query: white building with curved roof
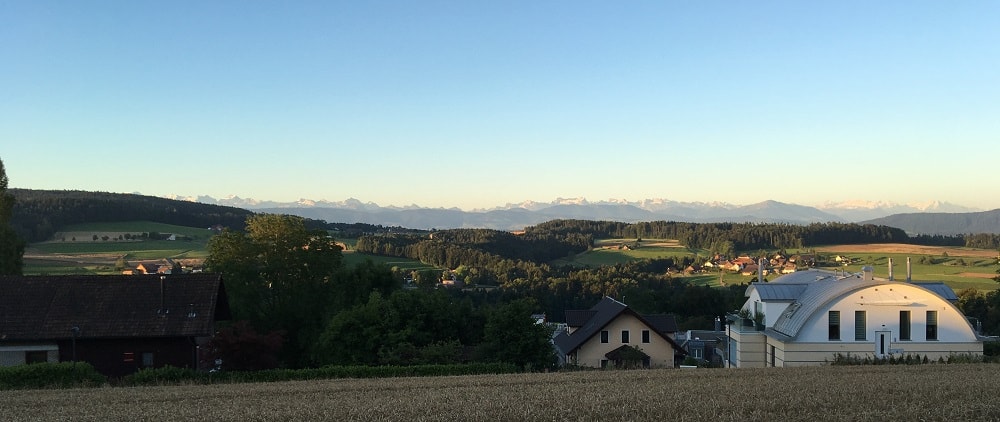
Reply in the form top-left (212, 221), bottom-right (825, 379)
top-left (726, 267), bottom-right (983, 367)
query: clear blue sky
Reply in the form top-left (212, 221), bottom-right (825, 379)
top-left (3, 1), bottom-right (998, 210)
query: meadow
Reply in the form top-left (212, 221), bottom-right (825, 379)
top-left (2, 364), bottom-right (997, 421)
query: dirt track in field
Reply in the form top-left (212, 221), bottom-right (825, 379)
top-left (813, 243), bottom-right (998, 258)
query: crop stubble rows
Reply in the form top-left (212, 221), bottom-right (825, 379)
top-left (2, 364), bottom-right (998, 421)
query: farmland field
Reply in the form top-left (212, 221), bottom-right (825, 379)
top-left (2, 365), bottom-right (998, 421)
top-left (809, 244), bottom-right (999, 291)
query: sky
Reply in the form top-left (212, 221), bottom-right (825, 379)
top-left (3, 1), bottom-right (999, 211)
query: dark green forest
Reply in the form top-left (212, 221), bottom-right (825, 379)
top-left (8, 189), bottom-right (413, 243)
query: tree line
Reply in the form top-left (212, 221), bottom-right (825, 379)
top-left (206, 214), bottom-right (556, 370)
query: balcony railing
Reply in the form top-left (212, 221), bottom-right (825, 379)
top-left (726, 313), bottom-right (765, 333)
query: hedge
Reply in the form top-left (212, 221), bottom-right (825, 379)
top-left (0, 362), bottom-right (106, 390)
top-left (121, 362), bottom-right (521, 386)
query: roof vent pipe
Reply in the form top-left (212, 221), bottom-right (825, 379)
top-left (888, 258), bottom-right (894, 281)
top-left (906, 257), bottom-right (912, 282)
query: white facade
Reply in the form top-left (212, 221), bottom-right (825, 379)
top-left (728, 269), bottom-right (983, 367)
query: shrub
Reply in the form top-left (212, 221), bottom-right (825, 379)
top-left (0, 362), bottom-right (105, 390)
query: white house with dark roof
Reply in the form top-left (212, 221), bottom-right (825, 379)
top-left (553, 297), bottom-right (685, 368)
top-left (726, 267), bottom-right (983, 367)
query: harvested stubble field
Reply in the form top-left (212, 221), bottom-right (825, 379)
top-left (3, 365), bottom-right (998, 421)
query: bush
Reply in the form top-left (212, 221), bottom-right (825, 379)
top-left (0, 362), bottom-right (105, 390)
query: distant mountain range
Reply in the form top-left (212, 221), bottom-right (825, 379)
top-left (162, 194), bottom-right (995, 234)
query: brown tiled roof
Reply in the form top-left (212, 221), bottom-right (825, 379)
top-left (0, 274), bottom-right (229, 341)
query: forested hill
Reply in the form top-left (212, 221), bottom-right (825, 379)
top-left (863, 209), bottom-right (1000, 236)
top-left (9, 189), bottom-right (418, 243)
top-left (9, 189), bottom-right (254, 242)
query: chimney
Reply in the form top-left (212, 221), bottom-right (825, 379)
top-left (757, 258), bottom-right (764, 283)
top-left (159, 275), bottom-right (168, 315)
top-left (862, 266), bottom-right (874, 282)
top-left (906, 257), bottom-right (912, 282)
top-left (888, 258), bottom-right (894, 281)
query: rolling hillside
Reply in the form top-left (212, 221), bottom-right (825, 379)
top-left (863, 209), bottom-right (1000, 235)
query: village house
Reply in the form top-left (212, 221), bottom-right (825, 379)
top-left (0, 274), bottom-right (230, 377)
top-left (677, 328), bottom-right (728, 366)
top-left (726, 266), bottom-right (982, 367)
top-left (553, 297), bottom-right (685, 368)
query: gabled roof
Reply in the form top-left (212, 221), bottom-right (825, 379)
top-left (0, 274), bottom-right (230, 341)
top-left (644, 314), bottom-right (679, 334)
top-left (553, 297), bottom-right (684, 356)
top-left (748, 283), bottom-right (809, 301)
top-left (912, 282), bottom-right (958, 301)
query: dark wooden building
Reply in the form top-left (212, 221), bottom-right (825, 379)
top-left (0, 274), bottom-right (230, 377)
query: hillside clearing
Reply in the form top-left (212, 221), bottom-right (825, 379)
top-left (1, 365), bottom-right (997, 421)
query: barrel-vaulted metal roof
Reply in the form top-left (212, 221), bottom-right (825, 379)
top-left (747, 269), bottom-right (959, 340)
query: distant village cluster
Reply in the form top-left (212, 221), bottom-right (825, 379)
top-left (693, 253), bottom-right (818, 277)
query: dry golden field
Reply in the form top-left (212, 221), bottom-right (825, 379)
top-left (812, 243), bottom-right (999, 258)
top-left (2, 365), bottom-right (998, 421)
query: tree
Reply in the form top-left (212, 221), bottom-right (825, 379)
top-left (0, 157), bottom-right (25, 275)
top-left (205, 214), bottom-right (345, 367)
top-left (477, 299), bottom-right (555, 371)
top-left (204, 320), bottom-right (284, 371)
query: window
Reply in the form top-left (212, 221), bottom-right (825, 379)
top-left (25, 351), bottom-right (48, 364)
top-left (926, 311), bottom-right (938, 340)
top-left (855, 311), bottom-right (867, 341)
top-left (600, 330), bottom-right (609, 343)
top-left (769, 345), bottom-right (776, 367)
top-left (600, 359), bottom-right (609, 369)
top-left (621, 330), bottom-right (630, 344)
top-left (692, 347), bottom-right (703, 359)
top-left (141, 352), bottom-right (155, 368)
top-left (828, 311), bottom-right (840, 340)
top-left (641, 330), bottom-right (650, 343)
top-left (900, 311), bottom-right (911, 341)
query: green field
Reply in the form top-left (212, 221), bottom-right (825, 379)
top-left (29, 240), bottom-right (208, 257)
top-left (341, 251), bottom-right (437, 272)
top-left (57, 221), bottom-right (216, 238)
top-left (2, 365), bottom-right (997, 421)
top-left (554, 238), bottom-right (708, 267)
top-left (823, 255), bottom-right (997, 291)
top-left (25, 223), bottom-right (434, 275)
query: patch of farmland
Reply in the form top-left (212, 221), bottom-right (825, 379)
top-left (813, 243), bottom-right (998, 258)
